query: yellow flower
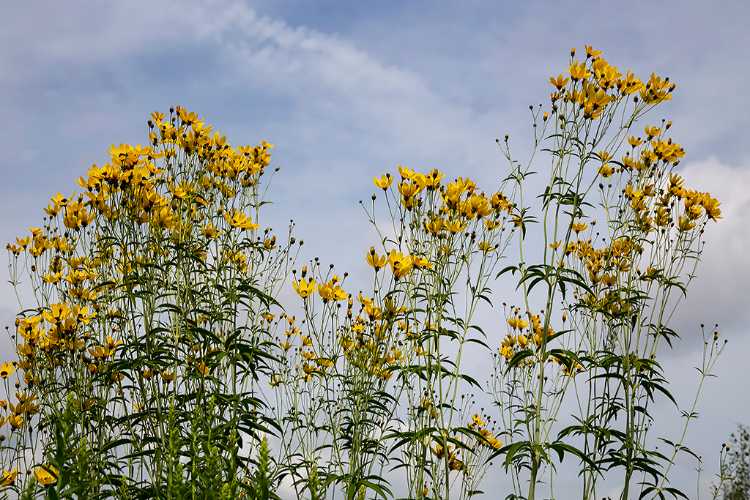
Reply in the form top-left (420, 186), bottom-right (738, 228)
top-left (478, 241), bottom-right (494, 253)
top-left (292, 278), bottom-right (316, 299)
top-left (644, 126), bottom-right (661, 139)
top-left (561, 361), bottom-right (585, 377)
top-left (373, 173), bottom-right (393, 190)
top-left (34, 465), bottom-right (58, 487)
top-left (177, 106), bottom-right (200, 126)
top-left (151, 206), bottom-right (175, 229)
top-left (15, 236), bottom-right (31, 250)
top-left (315, 357), bottom-right (334, 369)
top-left (470, 413), bottom-right (487, 428)
top-left (628, 136), bottom-right (643, 148)
top-left (0, 362), bottom-right (15, 379)
top-left (592, 58), bottom-right (621, 89)
top-left (202, 222), bottom-right (219, 239)
top-left (489, 192), bottom-right (511, 213)
top-left (641, 149), bottom-right (657, 167)
top-left (423, 169), bottom-right (444, 189)
top-left (109, 143), bottom-right (141, 168)
top-left (598, 163), bottom-right (614, 177)
top-left (484, 433), bottom-right (503, 450)
top-left (8, 414), bottom-right (23, 430)
top-left (363, 300), bottom-right (382, 321)
top-left (397, 165), bottom-right (415, 179)
top-left (366, 247), bottom-right (387, 270)
top-left (44, 193), bottom-right (69, 217)
top-left (580, 80), bottom-right (612, 119)
top-left (43, 302), bottom-right (71, 325)
top-left (507, 317), bottom-right (529, 330)
top-left (484, 219), bottom-right (501, 231)
top-left (302, 362), bottom-right (316, 377)
top-left (640, 73), bottom-right (675, 104)
top-left (88, 345), bottom-right (113, 360)
top-left (499, 345), bottom-right (514, 360)
top-left (655, 206), bottom-right (671, 227)
top-left (597, 151), bottom-right (612, 162)
top-left (76, 306), bottom-right (97, 325)
top-left (195, 361), bottom-right (210, 377)
top-left (446, 219), bottom-right (466, 234)
top-left (669, 173), bottom-right (685, 194)
top-left (5, 243), bottom-right (21, 256)
top-left (424, 216), bottom-right (445, 235)
top-left (63, 200), bottom-right (94, 230)
top-left (585, 45), bottom-right (602, 59)
top-left (388, 250), bottom-right (413, 279)
top-left (443, 178), bottom-right (465, 207)
top-left (0, 468), bottom-right (17, 487)
top-left (678, 215), bottom-right (695, 232)
top-left (318, 278), bottom-right (347, 302)
top-left (569, 61), bottom-right (590, 81)
top-left (549, 73), bottom-right (569, 90)
top-left (651, 139), bottom-right (685, 164)
top-left (618, 71), bottom-right (644, 95)
top-left (571, 222), bottom-right (588, 234)
top-left (398, 180), bottom-right (423, 201)
top-left (701, 194), bottom-right (722, 221)
top-left (171, 181), bottom-right (193, 200)
top-left (52, 193), bottom-right (69, 207)
top-left (223, 210), bottom-right (259, 231)
top-left (448, 456), bottom-right (464, 471)
top-left (462, 194), bottom-right (492, 219)
top-left (413, 256), bottom-right (433, 270)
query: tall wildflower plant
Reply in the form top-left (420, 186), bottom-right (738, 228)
top-left (490, 46), bottom-right (723, 500)
top-left (278, 167), bottom-right (517, 499)
top-left (2, 46), bottom-right (723, 499)
top-left (3, 107), bottom-right (298, 498)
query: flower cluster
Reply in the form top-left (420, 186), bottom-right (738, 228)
top-left (468, 413), bottom-right (503, 450)
top-left (499, 308), bottom-right (555, 361)
top-left (3, 107), bottom-right (293, 496)
top-left (549, 45), bottom-right (675, 121)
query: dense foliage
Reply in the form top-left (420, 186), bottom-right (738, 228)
top-left (2, 46), bottom-right (723, 499)
top-left (714, 426), bottom-right (750, 500)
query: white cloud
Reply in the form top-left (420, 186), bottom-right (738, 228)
top-left (674, 158), bottom-right (750, 336)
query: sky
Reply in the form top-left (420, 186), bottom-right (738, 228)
top-left (1, 0), bottom-right (749, 497)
